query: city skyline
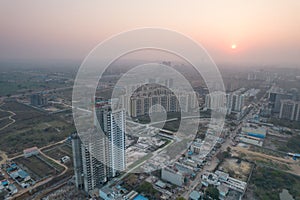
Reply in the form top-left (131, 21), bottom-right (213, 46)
top-left (0, 1), bottom-right (300, 199)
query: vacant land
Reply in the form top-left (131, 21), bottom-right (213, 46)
top-left (249, 146), bottom-right (286, 158)
top-left (278, 135), bottom-right (300, 153)
top-left (43, 144), bottom-right (73, 166)
top-left (0, 109), bottom-right (10, 119)
top-left (218, 158), bottom-right (253, 182)
top-left (263, 132), bottom-right (300, 154)
top-left (233, 146), bottom-right (295, 172)
top-left (263, 134), bottom-right (291, 151)
top-left (269, 117), bottom-right (300, 129)
top-left (247, 166), bottom-right (300, 200)
top-left (14, 155), bottom-right (59, 181)
top-left (0, 118), bottom-right (13, 128)
top-left (0, 69), bottom-right (73, 97)
top-left (0, 102), bottom-right (75, 156)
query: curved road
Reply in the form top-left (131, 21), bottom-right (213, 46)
top-left (0, 102), bottom-right (16, 131)
top-left (12, 146), bottom-right (68, 200)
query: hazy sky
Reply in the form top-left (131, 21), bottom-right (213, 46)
top-left (0, 0), bottom-right (299, 66)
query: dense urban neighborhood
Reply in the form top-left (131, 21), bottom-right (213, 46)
top-left (0, 65), bottom-right (300, 200)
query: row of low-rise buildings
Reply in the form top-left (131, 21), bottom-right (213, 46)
top-left (161, 162), bottom-right (194, 187)
top-left (201, 170), bottom-right (247, 199)
top-left (99, 186), bottom-right (149, 200)
top-left (161, 132), bottom-right (223, 188)
top-left (238, 124), bottom-right (267, 147)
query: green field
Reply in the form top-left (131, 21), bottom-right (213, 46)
top-left (0, 102), bottom-right (75, 156)
top-left (0, 70), bottom-right (72, 97)
top-left (249, 166), bottom-right (300, 200)
top-left (269, 117), bottom-right (300, 130)
top-left (14, 155), bottom-right (61, 181)
top-left (0, 110), bottom-right (10, 119)
top-left (43, 144), bottom-right (73, 166)
top-left (278, 135), bottom-right (300, 153)
top-left (0, 118), bottom-right (12, 128)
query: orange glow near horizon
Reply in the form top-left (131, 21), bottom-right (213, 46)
top-left (0, 0), bottom-right (299, 65)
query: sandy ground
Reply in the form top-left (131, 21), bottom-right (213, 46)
top-left (233, 146), bottom-right (300, 176)
top-left (0, 151), bottom-right (8, 165)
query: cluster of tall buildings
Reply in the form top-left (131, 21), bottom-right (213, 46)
top-left (204, 91), bottom-right (226, 112)
top-left (205, 89), bottom-right (246, 115)
top-left (247, 70), bottom-right (275, 82)
top-left (226, 92), bottom-right (245, 114)
top-left (268, 87), bottom-right (300, 121)
top-left (72, 98), bottom-right (126, 194)
top-left (279, 99), bottom-right (300, 121)
top-left (128, 84), bottom-right (198, 117)
top-left (30, 93), bottom-right (48, 107)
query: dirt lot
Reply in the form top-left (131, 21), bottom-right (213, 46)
top-left (233, 146), bottom-right (300, 175)
top-left (43, 144), bottom-right (73, 167)
top-left (218, 158), bottom-right (253, 182)
top-left (14, 155), bottom-right (58, 181)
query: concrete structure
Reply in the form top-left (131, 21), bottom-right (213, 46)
top-left (189, 190), bottom-right (201, 200)
top-left (226, 89), bottom-right (246, 114)
top-left (217, 183), bottom-right (229, 199)
top-left (203, 171), bottom-right (247, 195)
top-left (23, 147), bottom-right (39, 158)
top-left (241, 126), bottom-right (267, 139)
top-left (124, 190), bottom-right (138, 200)
top-left (239, 125), bottom-right (266, 146)
top-left (279, 100), bottom-right (300, 121)
top-left (239, 136), bottom-right (263, 147)
top-left (205, 91), bottom-right (226, 111)
top-left (99, 186), bottom-right (123, 200)
top-left (161, 166), bottom-right (184, 186)
top-left (95, 99), bottom-right (126, 178)
top-left (60, 156), bottom-right (70, 163)
top-left (268, 87), bottom-right (293, 114)
top-left (30, 93), bottom-right (48, 107)
top-left (72, 132), bottom-right (85, 191)
top-left (129, 84), bottom-right (197, 117)
top-left (7, 184), bottom-right (18, 196)
top-left (72, 98), bottom-right (126, 194)
top-left (155, 180), bottom-right (166, 188)
top-left (72, 131), bottom-right (107, 193)
top-left (190, 139), bottom-right (203, 154)
top-left (223, 177), bottom-right (247, 193)
top-left (201, 171), bottom-right (219, 187)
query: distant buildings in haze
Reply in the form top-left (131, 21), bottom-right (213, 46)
top-left (30, 93), bottom-right (48, 107)
top-left (268, 86), bottom-right (300, 121)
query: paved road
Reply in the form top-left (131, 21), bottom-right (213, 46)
top-left (182, 101), bottom-right (258, 198)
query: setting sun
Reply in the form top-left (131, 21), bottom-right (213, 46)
top-left (231, 44), bottom-right (237, 49)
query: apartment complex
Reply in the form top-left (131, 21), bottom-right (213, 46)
top-left (279, 99), bottom-right (300, 121)
top-left (72, 98), bottom-right (126, 194)
top-left (129, 84), bottom-right (197, 117)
